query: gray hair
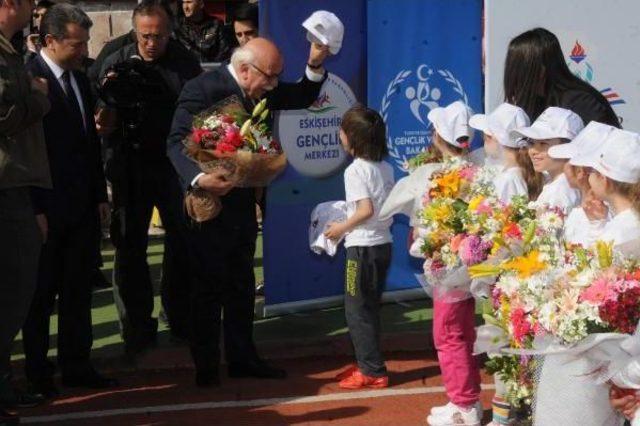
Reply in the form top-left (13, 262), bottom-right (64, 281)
top-left (230, 46), bottom-right (256, 70)
top-left (39, 3), bottom-right (92, 46)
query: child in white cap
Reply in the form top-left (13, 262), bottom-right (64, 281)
top-left (470, 103), bottom-right (541, 203)
top-left (513, 106), bottom-right (584, 213)
top-left (532, 122), bottom-right (620, 426)
top-left (575, 128), bottom-right (640, 247)
top-left (548, 121), bottom-right (616, 247)
top-left (424, 100), bottom-right (483, 426)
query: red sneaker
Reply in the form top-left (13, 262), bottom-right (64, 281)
top-left (338, 370), bottom-right (389, 390)
top-left (334, 364), bottom-right (358, 381)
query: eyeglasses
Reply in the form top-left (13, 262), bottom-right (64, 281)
top-left (249, 63), bottom-right (281, 82)
top-left (136, 32), bottom-right (169, 43)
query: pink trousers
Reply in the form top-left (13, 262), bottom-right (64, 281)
top-left (433, 298), bottom-right (481, 407)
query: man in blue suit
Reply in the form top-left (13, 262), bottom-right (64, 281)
top-left (22, 4), bottom-right (117, 398)
top-left (167, 37), bottom-right (329, 387)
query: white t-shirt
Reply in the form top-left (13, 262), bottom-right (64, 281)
top-left (493, 167), bottom-right (528, 203)
top-left (600, 208), bottom-right (640, 247)
top-left (563, 207), bottom-right (609, 247)
top-left (344, 158), bottom-right (395, 248)
top-left (535, 173), bottom-right (581, 213)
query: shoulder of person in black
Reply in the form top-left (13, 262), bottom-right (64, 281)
top-left (558, 87), bottom-right (621, 128)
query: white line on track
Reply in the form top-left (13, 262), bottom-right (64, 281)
top-left (22, 384), bottom-right (495, 424)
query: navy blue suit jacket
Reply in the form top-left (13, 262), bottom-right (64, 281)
top-left (27, 55), bottom-right (107, 225)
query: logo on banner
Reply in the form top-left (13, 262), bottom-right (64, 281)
top-left (380, 64), bottom-right (469, 171)
top-left (277, 73), bottom-right (356, 178)
top-left (567, 41), bottom-right (626, 107)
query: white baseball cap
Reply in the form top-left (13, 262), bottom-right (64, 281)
top-left (576, 128), bottom-right (640, 184)
top-left (511, 107), bottom-right (584, 141)
top-left (550, 121), bottom-right (616, 162)
top-left (469, 103), bottom-right (530, 148)
top-left (427, 100), bottom-right (474, 148)
top-left (302, 11), bottom-right (344, 55)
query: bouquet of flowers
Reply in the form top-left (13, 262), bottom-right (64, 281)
top-left (182, 96), bottom-right (286, 222)
top-left (469, 206), bottom-right (566, 410)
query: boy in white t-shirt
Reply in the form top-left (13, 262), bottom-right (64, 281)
top-left (512, 107), bottom-right (584, 213)
top-left (324, 106), bottom-right (394, 390)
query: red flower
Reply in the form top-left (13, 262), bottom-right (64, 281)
top-left (223, 128), bottom-right (244, 148)
top-left (214, 142), bottom-right (237, 156)
top-left (269, 139), bottom-right (282, 151)
top-left (503, 223), bottom-right (522, 240)
top-left (511, 308), bottom-right (533, 345)
top-left (191, 128), bottom-right (213, 146)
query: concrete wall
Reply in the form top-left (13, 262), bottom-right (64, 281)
top-left (73, 1), bottom-right (138, 58)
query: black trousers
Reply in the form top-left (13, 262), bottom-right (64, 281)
top-left (0, 188), bottom-right (41, 378)
top-left (111, 157), bottom-right (191, 342)
top-left (188, 220), bottom-right (258, 372)
top-left (22, 211), bottom-right (95, 381)
top-left (344, 244), bottom-right (392, 377)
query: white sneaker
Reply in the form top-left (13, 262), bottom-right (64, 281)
top-left (426, 403), bottom-right (481, 426)
top-left (430, 401), bottom-right (482, 417)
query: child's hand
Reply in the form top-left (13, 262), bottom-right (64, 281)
top-left (324, 222), bottom-right (347, 241)
top-left (583, 191), bottom-right (608, 221)
top-left (609, 385), bottom-right (640, 419)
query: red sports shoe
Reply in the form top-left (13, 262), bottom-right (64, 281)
top-left (338, 369), bottom-right (389, 389)
top-left (334, 364), bottom-right (358, 381)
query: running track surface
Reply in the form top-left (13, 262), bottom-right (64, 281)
top-left (18, 353), bottom-right (495, 425)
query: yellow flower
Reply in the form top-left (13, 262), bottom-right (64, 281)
top-left (434, 171), bottom-right (461, 198)
top-left (502, 250), bottom-right (547, 279)
top-left (433, 203), bottom-right (453, 224)
top-left (468, 195), bottom-right (484, 212)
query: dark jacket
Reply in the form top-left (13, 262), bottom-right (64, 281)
top-left (167, 64), bottom-right (326, 226)
top-left (87, 30), bottom-right (136, 91)
top-left (99, 40), bottom-right (202, 161)
top-left (558, 88), bottom-right (621, 128)
top-left (0, 34), bottom-right (51, 190)
top-left (27, 54), bottom-right (107, 224)
top-left (174, 16), bottom-right (232, 63)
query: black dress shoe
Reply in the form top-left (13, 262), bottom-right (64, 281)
top-left (0, 408), bottom-right (19, 426)
top-left (0, 388), bottom-right (45, 409)
top-left (28, 379), bottom-right (59, 400)
top-left (62, 368), bottom-right (119, 389)
top-left (228, 360), bottom-right (287, 379)
top-left (195, 369), bottom-right (220, 388)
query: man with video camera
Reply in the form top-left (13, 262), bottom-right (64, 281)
top-left (96, 0), bottom-right (201, 357)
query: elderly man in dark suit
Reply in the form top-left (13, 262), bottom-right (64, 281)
top-left (168, 37), bottom-right (329, 386)
top-left (22, 4), bottom-right (117, 398)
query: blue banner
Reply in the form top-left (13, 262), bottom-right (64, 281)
top-left (261, 0), bottom-right (367, 314)
top-left (367, 0), bottom-right (483, 291)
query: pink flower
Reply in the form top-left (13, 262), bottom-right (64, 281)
top-left (458, 165), bottom-right (477, 181)
top-left (476, 201), bottom-right (493, 215)
top-left (191, 128), bottom-right (213, 146)
top-left (458, 235), bottom-right (492, 266)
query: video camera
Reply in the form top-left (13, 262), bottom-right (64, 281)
top-left (98, 55), bottom-right (166, 110)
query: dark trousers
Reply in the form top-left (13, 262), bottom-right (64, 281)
top-left (111, 158), bottom-right (191, 342)
top-left (0, 188), bottom-right (41, 378)
top-left (188, 221), bottom-right (258, 372)
top-left (22, 211), bottom-right (95, 381)
top-left (344, 244), bottom-right (392, 377)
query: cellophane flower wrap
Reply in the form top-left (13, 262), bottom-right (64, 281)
top-left (182, 96), bottom-right (286, 222)
top-left (468, 204), bottom-right (567, 410)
